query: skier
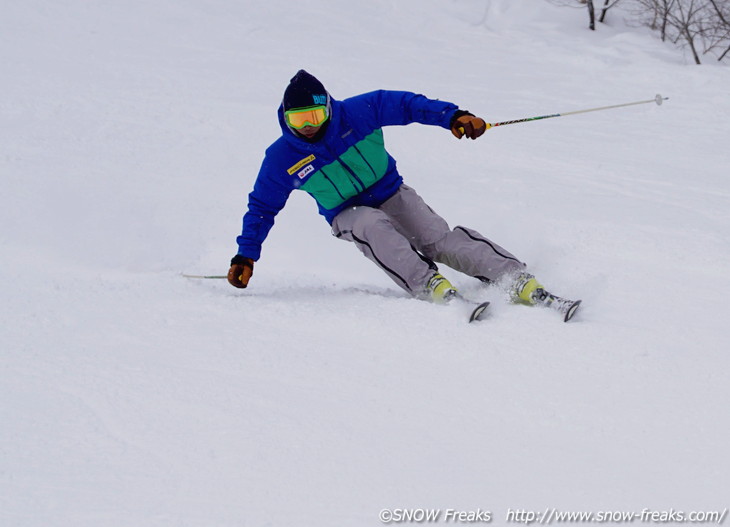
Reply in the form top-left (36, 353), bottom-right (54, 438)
top-left (228, 70), bottom-right (567, 313)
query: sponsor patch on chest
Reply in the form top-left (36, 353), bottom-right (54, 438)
top-left (287, 154), bottom-right (316, 175)
top-left (297, 164), bottom-right (314, 179)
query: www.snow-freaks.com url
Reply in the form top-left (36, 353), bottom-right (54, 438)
top-left (504, 507), bottom-right (728, 524)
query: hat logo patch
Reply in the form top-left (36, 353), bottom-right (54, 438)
top-left (312, 94), bottom-right (327, 105)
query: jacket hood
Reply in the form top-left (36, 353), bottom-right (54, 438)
top-left (278, 69), bottom-right (334, 144)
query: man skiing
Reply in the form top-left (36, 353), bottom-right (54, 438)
top-left (228, 70), bottom-right (576, 318)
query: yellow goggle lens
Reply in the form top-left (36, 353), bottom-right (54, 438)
top-left (285, 106), bottom-right (328, 129)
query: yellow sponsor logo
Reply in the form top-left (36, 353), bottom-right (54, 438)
top-left (287, 155), bottom-right (316, 175)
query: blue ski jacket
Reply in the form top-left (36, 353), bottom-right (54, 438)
top-left (235, 90), bottom-right (460, 261)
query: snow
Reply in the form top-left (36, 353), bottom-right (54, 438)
top-left (2, 1), bottom-right (729, 526)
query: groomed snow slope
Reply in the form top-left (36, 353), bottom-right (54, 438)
top-left (2, 1), bottom-right (729, 526)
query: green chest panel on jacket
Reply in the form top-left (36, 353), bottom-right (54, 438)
top-left (299, 129), bottom-right (389, 210)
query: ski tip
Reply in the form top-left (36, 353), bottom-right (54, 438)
top-left (563, 300), bottom-right (582, 322)
top-left (469, 301), bottom-right (491, 323)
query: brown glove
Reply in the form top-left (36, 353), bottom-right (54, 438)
top-left (228, 255), bottom-right (254, 288)
top-left (451, 112), bottom-right (489, 140)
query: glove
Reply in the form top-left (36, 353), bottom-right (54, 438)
top-left (228, 255), bottom-right (254, 288)
top-left (450, 111), bottom-right (489, 140)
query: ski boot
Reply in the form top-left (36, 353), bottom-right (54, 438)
top-left (511, 272), bottom-right (544, 305)
top-left (426, 273), bottom-right (458, 304)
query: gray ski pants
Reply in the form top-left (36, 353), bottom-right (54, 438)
top-left (331, 184), bottom-right (524, 296)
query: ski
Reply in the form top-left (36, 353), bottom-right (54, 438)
top-left (450, 293), bottom-right (490, 323)
top-left (562, 299), bottom-right (582, 322)
top-left (534, 289), bottom-right (582, 322)
top-left (468, 301), bottom-right (491, 323)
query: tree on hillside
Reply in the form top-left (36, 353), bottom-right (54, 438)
top-left (553, 0), bottom-right (623, 30)
top-left (632, 0), bottom-right (730, 63)
top-left (634, 0), bottom-right (676, 41)
top-left (706, 0), bottom-right (730, 60)
top-left (586, 0), bottom-right (597, 29)
top-left (555, 0), bottom-right (730, 64)
top-left (667, 0), bottom-right (706, 63)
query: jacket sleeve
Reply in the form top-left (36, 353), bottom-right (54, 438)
top-left (235, 155), bottom-right (293, 261)
top-left (351, 90), bottom-right (460, 130)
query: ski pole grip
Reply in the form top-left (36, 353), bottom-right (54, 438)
top-left (459, 123), bottom-right (492, 135)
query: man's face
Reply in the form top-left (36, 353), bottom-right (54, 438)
top-left (298, 124), bottom-right (322, 139)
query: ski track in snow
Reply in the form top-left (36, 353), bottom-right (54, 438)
top-left (2, 1), bottom-right (729, 526)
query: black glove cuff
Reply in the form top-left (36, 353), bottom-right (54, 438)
top-left (449, 110), bottom-right (474, 128)
top-left (231, 254), bottom-right (254, 267)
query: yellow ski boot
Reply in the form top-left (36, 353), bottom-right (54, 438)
top-left (426, 273), bottom-right (458, 304)
top-left (510, 272), bottom-right (544, 305)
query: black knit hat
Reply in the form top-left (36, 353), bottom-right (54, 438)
top-left (283, 70), bottom-right (330, 111)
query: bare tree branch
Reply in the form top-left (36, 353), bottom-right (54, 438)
top-left (553, 0), bottom-right (730, 64)
top-left (599, 0), bottom-right (624, 23)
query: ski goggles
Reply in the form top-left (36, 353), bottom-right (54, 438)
top-left (284, 105), bottom-right (329, 129)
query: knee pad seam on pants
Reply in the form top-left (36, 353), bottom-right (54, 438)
top-left (454, 226), bottom-right (522, 264)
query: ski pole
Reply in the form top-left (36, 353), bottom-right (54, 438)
top-left (464, 94), bottom-right (668, 131)
top-left (182, 273), bottom-right (227, 279)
